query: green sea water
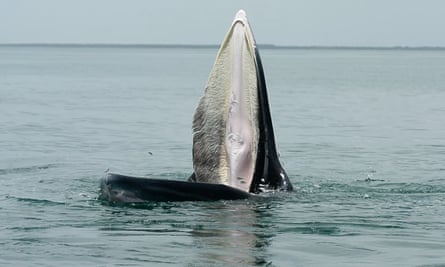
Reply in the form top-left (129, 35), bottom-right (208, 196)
top-left (1, 45), bottom-right (444, 266)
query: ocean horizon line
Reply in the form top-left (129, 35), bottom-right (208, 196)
top-left (1, 43), bottom-right (445, 50)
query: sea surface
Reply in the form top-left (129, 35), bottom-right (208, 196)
top-left (1, 45), bottom-right (444, 266)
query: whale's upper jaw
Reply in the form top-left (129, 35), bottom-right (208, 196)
top-left (191, 10), bottom-right (293, 193)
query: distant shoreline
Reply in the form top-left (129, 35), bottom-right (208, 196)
top-left (1, 43), bottom-right (445, 51)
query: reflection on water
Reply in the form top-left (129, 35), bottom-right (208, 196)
top-left (189, 202), bottom-right (273, 266)
top-left (97, 200), bottom-right (277, 266)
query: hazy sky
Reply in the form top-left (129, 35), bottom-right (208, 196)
top-left (1, 0), bottom-right (445, 46)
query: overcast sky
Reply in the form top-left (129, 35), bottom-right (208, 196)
top-left (1, 0), bottom-right (445, 46)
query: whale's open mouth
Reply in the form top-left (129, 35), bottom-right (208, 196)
top-left (98, 10), bottom-right (292, 204)
top-left (191, 10), bottom-right (293, 193)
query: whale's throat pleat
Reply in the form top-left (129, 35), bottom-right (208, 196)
top-left (192, 18), bottom-right (258, 192)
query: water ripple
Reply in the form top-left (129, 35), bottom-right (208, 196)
top-left (0, 164), bottom-right (57, 175)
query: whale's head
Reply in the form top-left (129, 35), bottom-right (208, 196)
top-left (191, 10), bottom-right (293, 193)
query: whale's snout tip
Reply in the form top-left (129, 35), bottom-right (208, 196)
top-left (234, 9), bottom-right (247, 21)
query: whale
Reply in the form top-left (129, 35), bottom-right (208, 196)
top-left (99, 10), bottom-right (292, 202)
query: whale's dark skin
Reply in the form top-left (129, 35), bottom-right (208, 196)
top-left (249, 49), bottom-right (293, 193)
top-left (100, 173), bottom-right (251, 202)
top-left (98, 10), bottom-right (292, 203)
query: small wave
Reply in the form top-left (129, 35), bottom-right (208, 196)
top-left (296, 181), bottom-right (445, 195)
top-left (6, 196), bottom-right (66, 206)
top-left (370, 182), bottom-right (445, 194)
top-left (280, 223), bottom-right (342, 236)
top-left (0, 164), bottom-right (57, 175)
